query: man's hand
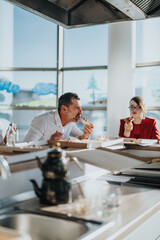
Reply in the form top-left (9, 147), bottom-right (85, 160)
top-left (83, 123), bottom-right (94, 139)
top-left (50, 131), bottom-right (64, 140)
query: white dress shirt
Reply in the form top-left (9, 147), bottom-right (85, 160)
top-left (23, 110), bottom-right (83, 142)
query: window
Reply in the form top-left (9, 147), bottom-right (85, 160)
top-left (14, 6), bottom-right (57, 68)
top-left (63, 70), bottom-right (107, 106)
top-left (0, 1), bottom-right (108, 140)
top-left (0, 1), bottom-right (57, 140)
top-left (136, 17), bottom-right (160, 132)
top-left (0, 71), bottom-right (57, 107)
top-left (136, 17), bottom-right (160, 63)
top-left (63, 25), bottom-right (108, 138)
top-left (77, 110), bottom-right (107, 139)
top-left (64, 25), bottom-right (108, 67)
top-left (134, 66), bottom-right (160, 107)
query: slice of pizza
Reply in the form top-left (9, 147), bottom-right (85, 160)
top-left (80, 117), bottom-right (91, 126)
top-left (123, 116), bottom-right (134, 124)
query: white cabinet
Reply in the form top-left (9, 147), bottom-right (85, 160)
top-left (123, 210), bottom-right (160, 240)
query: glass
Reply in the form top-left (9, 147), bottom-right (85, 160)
top-left (63, 70), bottom-right (107, 107)
top-left (64, 25), bottom-right (108, 67)
top-left (134, 66), bottom-right (160, 107)
top-left (0, 0), bottom-right (14, 68)
top-left (136, 17), bottom-right (160, 63)
top-left (13, 5), bottom-right (57, 67)
top-left (129, 106), bottom-right (141, 111)
top-left (82, 180), bottom-right (122, 217)
top-left (0, 70), bottom-right (56, 141)
top-left (0, 109), bottom-right (47, 142)
top-left (0, 71), bottom-right (57, 107)
top-left (77, 110), bottom-right (107, 140)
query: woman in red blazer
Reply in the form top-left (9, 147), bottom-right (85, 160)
top-left (119, 96), bottom-right (160, 140)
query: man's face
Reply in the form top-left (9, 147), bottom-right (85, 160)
top-left (66, 98), bottom-right (82, 122)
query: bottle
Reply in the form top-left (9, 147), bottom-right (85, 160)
top-left (7, 123), bottom-right (16, 146)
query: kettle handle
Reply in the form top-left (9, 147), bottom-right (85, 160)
top-left (68, 157), bottom-right (83, 171)
top-left (70, 180), bottom-right (85, 198)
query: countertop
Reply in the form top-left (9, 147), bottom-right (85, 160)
top-left (1, 143), bottom-right (160, 239)
top-left (14, 171), bottom-right (160, 240)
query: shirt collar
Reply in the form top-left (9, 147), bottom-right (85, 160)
top-left (54, 110), bottom-right (63, 127)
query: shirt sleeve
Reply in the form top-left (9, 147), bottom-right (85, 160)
top-left (151, 119), bottom-right (160, 140)
top-left (23, 116), bottom-right (47, 142)
top-left (70, 123), bottom-right (83, 137)
top-left (118, 119), bottom-right (125, 137)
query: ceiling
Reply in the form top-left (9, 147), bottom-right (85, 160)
top-left (5, 0), bottom-right (160, 28)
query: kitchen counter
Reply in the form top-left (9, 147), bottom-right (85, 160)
top-left (9, 171), bottom-right (160, 240)
top-left (1, 143), bottom-right (160, 239)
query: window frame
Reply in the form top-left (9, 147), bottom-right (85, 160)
top-left (0, 20), bottom-right (107, 111)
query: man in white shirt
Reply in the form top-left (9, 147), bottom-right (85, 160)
top-left (24, 92), bottom-right (94, 142)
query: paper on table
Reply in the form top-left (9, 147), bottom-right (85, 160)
top-left (81, 138), bottom-right (124, 148)
top-left (105, 145), bottom-right (125, 150)
top-left (139, 139), bottom-right (158, 146)
top-left (15, 140), bottom-right (48, 147)
top-left (124, 138), bottom-right (158, 146)
top-left (101, 138), bottom-right (124, 147)
top-left (67, 148), bottom-right (142, 174)
top-left (99, 174), bottom-right (134, 183)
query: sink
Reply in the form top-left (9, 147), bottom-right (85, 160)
top-left (0, 192), bottom-right (113, 240)
top-left (0, 207), bottom-right (114, 240)
top-left (0, 211), bottom-right (88, 240)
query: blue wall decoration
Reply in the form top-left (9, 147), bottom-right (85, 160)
top-left (32, 83), bottom-right (57, 96)
top-left (0, 79), bottom-right (20, 94)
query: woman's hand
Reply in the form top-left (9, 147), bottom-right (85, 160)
top-left (124, 120), bottom-right (133, 137)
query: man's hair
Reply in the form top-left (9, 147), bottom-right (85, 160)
top-left (58, 92), bottom-right (80, 112)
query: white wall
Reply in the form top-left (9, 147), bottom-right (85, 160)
top-left (107, 21), bottom-right (136, 137)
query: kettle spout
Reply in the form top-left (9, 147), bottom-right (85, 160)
top-left (30, 179), bottom-right (41, 197)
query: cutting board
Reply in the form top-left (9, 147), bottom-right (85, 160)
top-left (0, 145), bottom-right (48, 154)
top-left (48, 140), bottom-right (89, 149)
top-left (48, 138), bottom-right (123, 149)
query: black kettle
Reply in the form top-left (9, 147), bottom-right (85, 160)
top-left (30, 145), bottom-right (83, 205)
top-left (36, 146), bottom-right (69, 178)
top-left (30, 178), bottom-right (70, 205)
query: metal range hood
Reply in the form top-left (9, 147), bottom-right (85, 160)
top-left (5, 0), bottom-right (160, 28)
